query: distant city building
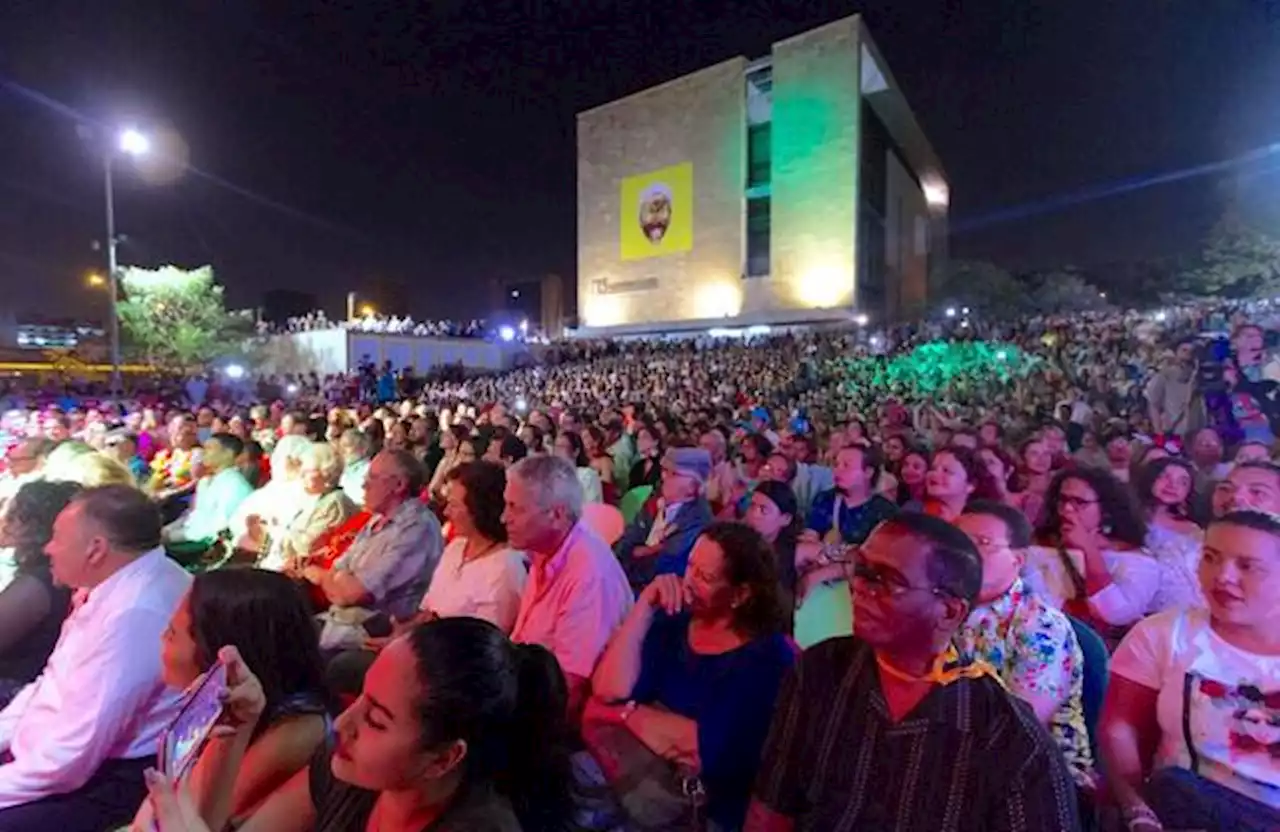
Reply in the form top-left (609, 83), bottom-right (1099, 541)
top-left (577, 14), bottom-right (947, 334)
top-left (12, 321), bottom-right (105, 351)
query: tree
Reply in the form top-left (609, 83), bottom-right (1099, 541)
top-left (117, 265), bottom-right (248, 371)
top-left (1024, 269), bottom-right (1108, 314)
top-left (1182, 215), bottom-right (1280, 297)
top-left (933, 260), bottom-right (1031, 317)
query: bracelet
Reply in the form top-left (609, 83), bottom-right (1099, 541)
top-left (1121, 802), bottom-right (1160, 830)
top-left (619, 700), bottom-right (639, 723)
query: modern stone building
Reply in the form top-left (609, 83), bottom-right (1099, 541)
top-left (576, 15), bottom-right (948, 334)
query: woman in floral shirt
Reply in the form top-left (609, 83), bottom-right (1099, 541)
top-left (954, 500), bottom-right (1095, 790)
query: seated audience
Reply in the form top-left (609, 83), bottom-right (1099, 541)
top-left (233, 434), bottom-right (310, 547)
top-left (555, 429), bottom-right (604, 505)
top-left (615, 447), bottom-right (714, 588)
top-left (955, 501), bottom-right (1094, 788)
top-left (590, 523), bottom-right (796, 830)
top-left (745, 513), bottom-right (1081, 831)
top-left (304, 450), bottom-right (442, 626)
top-left (806, 445), bottom-right (897, 544)
top-left (0, 485), bottom-right (191, 830)
top-left (338, 428), bottom-right (374, 507)
top-left (1209, 460), bottom-right (1280, 519)
top-left (103, 430), bottom-right (148, 484)
top-left (257, 442), bottom-right (356, 571)
top-left (163, 433), bottom-right (255, 560)
top-left (129, 569), bottom-right (328, 829)
top-left (1101, 510), bottom-right (1280, 832)
top-left (505, 455), bottom-right (633, 717)
top-left (1023, 467), bottom-right (1156, 647)
top-left (143, 618), bottom-right (577, 832)
top-left (0, 482), bottom-right (81, 707)
top-left (924, 446), bottom-right (1003, 521)
top-left (1135, 456), bottom-right (1206, 612)
top-left (744, 481), bottom-right (800, 630)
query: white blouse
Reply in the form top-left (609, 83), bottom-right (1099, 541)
top-left (420, 537), bottom-right (528, 634)
top-left (1144, 525), bottom-right (1207, 614)
top-left (1023, 545), bottom-right (1160, 627)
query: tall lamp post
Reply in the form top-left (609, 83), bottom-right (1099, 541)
top-left (103, 127), bottom-right (150, 399)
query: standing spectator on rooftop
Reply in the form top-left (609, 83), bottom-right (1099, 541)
top-left (505, 455), bottom-right (633, 718)
top-left (0, 485), bottom-right (191, 830)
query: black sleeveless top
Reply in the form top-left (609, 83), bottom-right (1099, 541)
top-left (308, 746), bottom-right (522, 832)
top-left (0, 558), bottom-right (71, 685)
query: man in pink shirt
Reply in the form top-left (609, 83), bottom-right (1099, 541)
top-left (504, 455), bottom-right (633, 717)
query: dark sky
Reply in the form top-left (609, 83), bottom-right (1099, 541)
top-left (1, 1), bottom-right (1278, 321)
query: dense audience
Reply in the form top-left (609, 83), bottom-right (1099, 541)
top-left (0, 298), bottom-right (1278, 829)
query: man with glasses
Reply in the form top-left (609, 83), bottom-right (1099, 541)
top-left (955, 501), bottom-right (1093, 793)
top-left (746, 512), bottom-right (1080, 832)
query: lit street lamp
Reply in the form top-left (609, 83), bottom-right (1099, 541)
top-left (103, 127), bottom-right (150, 398)
top-left (85, 271), bottom-right (106, 288)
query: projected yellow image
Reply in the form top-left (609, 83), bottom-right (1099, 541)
top-left (620, 162), bottom-right (692, 260)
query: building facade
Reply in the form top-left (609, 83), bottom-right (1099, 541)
top-left (577, 15), bottom-right (947, 334)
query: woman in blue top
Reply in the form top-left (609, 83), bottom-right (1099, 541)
top-left (590, 522), bottom-right (796, 831)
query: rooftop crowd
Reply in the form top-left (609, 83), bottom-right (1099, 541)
top-left (0, 298), bottom-right (1279, 830)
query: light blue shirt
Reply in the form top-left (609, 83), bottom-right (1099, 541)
top-left (169, 467), bottom-right (254, 543)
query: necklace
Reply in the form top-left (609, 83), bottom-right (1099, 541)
top-left (875, 644), bottom-right (1005, 688)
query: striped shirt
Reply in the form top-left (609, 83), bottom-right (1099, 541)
top-left (752, 637), bottom-right (1081, 832)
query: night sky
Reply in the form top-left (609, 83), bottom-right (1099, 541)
top-left (1, 1), bottom-right (1278, 321)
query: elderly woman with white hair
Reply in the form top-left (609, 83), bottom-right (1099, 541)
top-left (230, 434), bottom-right (312, 552)
top-left (257, 441), bottom-right (357, 571)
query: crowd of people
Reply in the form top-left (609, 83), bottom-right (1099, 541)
top-left (0, 298), bottom-right (1278, 830)
top-left (257, 310), bottom-right (491, 339)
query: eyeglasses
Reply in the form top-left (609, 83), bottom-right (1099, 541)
top-left (967, 533), bottom-right (1011, 550)
top-left (1058, 495), bottom-right (1101, 510)
top-left (833, 554), bottom-right (953, 600)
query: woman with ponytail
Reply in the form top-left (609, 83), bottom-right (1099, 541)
top-left (143, 617), bottom-right (577, 832)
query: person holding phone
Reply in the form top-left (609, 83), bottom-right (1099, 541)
top-left (143, 619), bottom-right (578, 832)
top-left (127, 569), bottom-right (328, 830)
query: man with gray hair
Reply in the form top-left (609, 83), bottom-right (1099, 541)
top-left (505, 455), bottom-right (632, 716)
top-left (615, 447), bottom-right (713, 590)
top-left (338, 427), bottom-right (374, 507)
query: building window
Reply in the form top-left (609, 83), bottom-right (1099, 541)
top-left (747, 123), bottom-right (771, 188)
top-left (746, 196), bottom-right (770, 278)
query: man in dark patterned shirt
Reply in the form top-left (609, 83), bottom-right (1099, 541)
top-left (745, 512), bottom-right (1081, 832)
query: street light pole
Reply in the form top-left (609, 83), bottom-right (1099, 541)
top-left (103, 149), bottom-right (122, 400)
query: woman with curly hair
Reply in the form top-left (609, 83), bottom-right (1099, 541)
top-left (1024, 467), bottom-right (1155, 648)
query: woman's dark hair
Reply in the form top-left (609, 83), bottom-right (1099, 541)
top-left (187, 569), bottom-right (327, 734)
top-left (408, 617), bottom-right (575, 831)
top-left (446, 424), bottom-right (471, 445)
top-left (6, 480), bottom-right (82, 570)
top-left (559, 430), bottom-right (590, 468)
top-left (363, 419), bottom-right (386, 452)
top-left (894, 447), bottom-right (931, 505)
top-left (982, 445), bottom-right (1019, 493)
top-left (742, 432), bottom-right (775, 461)
top-left (1133, 456), bottom-right (1199, 521)
top-left (934, 446), bottom-right (1003, 502)
top-left (699, 521), bottom-right (786, 637)
top-left (584, 425), bottom-right (608, 456)
top-left (1036, 466), bottom-right (1148, 548)
top-left (445, 461), bottom-right (508, 543)
top-left (752, 481), bottom-right (801, 633)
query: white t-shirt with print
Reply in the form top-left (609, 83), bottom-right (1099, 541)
top-left (1111, 608), bottom-right (1280, 808)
